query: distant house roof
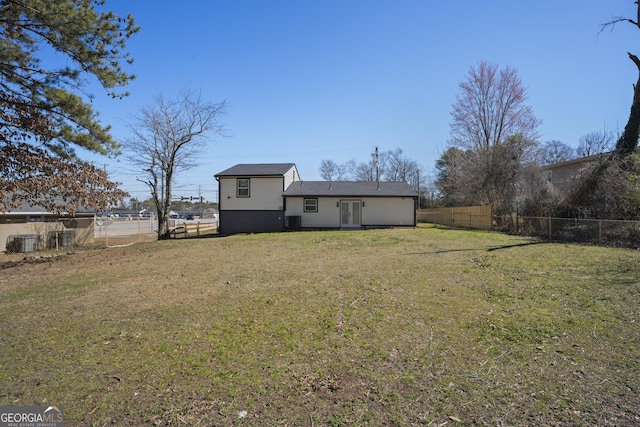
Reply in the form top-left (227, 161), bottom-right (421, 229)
top-left (215, 163), bottom-right (297, 177)
top-left (283, 181), bottom-right (417, 197)
top-left (542, 153), bottom-right (604, 171)
top-left (1, 198), bottom-right (95, 216)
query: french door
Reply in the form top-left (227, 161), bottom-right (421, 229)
top-left (340, 200), bottom-right (361, 228)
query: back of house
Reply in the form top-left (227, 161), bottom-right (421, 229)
top-left (215, 163), bottom-right (418, 235)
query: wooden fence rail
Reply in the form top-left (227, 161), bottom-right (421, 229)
top-left (417, 206), bottom-right (493, 230)
top-left (170, 222), bottom-right (218, 238)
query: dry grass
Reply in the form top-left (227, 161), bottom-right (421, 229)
top-left (0, 228), bottom-right (638, 426)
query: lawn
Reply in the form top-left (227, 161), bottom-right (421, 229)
top-left (0, 228), bottom-right (638, 426)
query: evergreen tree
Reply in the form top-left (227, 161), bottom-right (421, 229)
top-left (0, 0), bottom-right (139, 214)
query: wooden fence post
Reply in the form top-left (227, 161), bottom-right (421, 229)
top-left (598, 219), bottom-right (602, 245)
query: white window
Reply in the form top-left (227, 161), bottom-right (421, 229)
top-left (237, 178), bottom-right (250, 197)
top-left (304, 198), bottom-right (318, 213)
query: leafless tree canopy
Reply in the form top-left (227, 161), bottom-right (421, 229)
top-left (539, 140), bottom-right (576, 166)
top-left (576, 130), bottom-right (616, 158)
top-left (318, 147), bottom-right (424, 192)
top-left (319, 159), bottom-right (342, 181)
top-left (126, 89), bottom-right (227, 239)
top-left (445, 61), bottom-right (541, 214)
top-left (449, 61), bottom-right (541, 151)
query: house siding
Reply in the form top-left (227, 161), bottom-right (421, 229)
top-left (283, 167), bottom-right (300, 190)
top-left (547, 162), bottom-right (589, 192)
top-left (286, 197), bottom-right (341, 228)
top-left (362, 197), bottom-right (415, 226)
top-left (285, 196), bottom-right (416, 228)
top-left (219, 177), bottom-right (285, 211)
top-left (219, 210), bottom-right (284, 235)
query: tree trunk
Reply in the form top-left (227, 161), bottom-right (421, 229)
top-left (615, 52), bottom-right (640, 157)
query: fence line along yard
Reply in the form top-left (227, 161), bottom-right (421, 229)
top-left (418, 206), bottom-right (640, 248)
top-left (417, 206), bottom-right (493, 230)
top-left (514, 216), bottom-right (640, 248)
top-left (94, 216), bottom-right (157, 247)
top-left (170, 221), bottom-right (218, 238)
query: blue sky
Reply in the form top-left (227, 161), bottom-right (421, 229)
top-left (84, 1), bottom-right (638, 203)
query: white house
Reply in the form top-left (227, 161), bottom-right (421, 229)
top-left (214, 163), bottom-right (418, 234)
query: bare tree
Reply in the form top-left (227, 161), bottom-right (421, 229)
top-left (352, 160), bottom-right (377, 182)
top-left (448, 61), bottom-right (541, 214)
top-left (320, 147), bottom-right (424, 192)
top-left (126, 89), bottom-right (227, 239)
top-left (382, 147), bottom-right (423, 191)
top-left (319, 159), bottom-right (341, 181)
top-left (576, 129), bottom-right (615, 157)
top-left (450, 61), bottom-right (541, 151)
top-left (539, 140), bottom-right (576, 165)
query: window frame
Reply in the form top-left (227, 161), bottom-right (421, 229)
top-left (237, 178), bottom-right (250, 198)
top-left (303, 198), bottom-right (318, 213)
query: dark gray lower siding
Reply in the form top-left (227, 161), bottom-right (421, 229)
top-left (219, 210), bottom-right (284, 235)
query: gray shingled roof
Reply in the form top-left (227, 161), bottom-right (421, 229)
top-left (1, 199), bottom-right (95, 215)
top-left (283, 181), bottom-right (417, 197)
top-left (215, 163), bottom-right (297, 177)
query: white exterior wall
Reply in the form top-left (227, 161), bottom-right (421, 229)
top-left (285, 197), bottom-right (415, 227)
top-left (286, 197), bottom-right (341, 228)
top-left (361, 197), bottom-right (415, 225)
top-left (219, 177), bottom-right (285, 210)
top-left (283, 166), bottom-right (300, 190)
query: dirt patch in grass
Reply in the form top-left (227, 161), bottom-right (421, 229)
top-left (0, 229), bottom-right (639, 426)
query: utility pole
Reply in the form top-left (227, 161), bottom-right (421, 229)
top-left (375, 146), bottom-right (380, 189)
top-left (417, 169), bottom-right (421, 209)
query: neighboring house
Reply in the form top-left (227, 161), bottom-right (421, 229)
top-left (214, 163), bottom-right (418, 234)
top-left (0, 202), bottom-right (95, 253)
top-left (542, 154), bottom-right (603, 192)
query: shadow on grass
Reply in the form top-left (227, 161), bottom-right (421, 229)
top-left (486, 241), bottom-right (547, 251)
top-left (168, 232), bottom-right (226, 240)
top-left (405, 240), bottom-right (547, 255)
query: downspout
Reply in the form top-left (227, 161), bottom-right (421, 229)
top-left (214, 175), bottom-right (221, 234)
top-left (214, 176), bottom-right (221, 210)
top-left (282, 176), bottom-right (286, 231)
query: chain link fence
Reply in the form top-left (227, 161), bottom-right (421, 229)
top-left (418, 207), bottom-right (640, 249)
top-left (509, 216), bottom-right (640, 248)
top-left (94, 216), bottom-right (158, 247)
